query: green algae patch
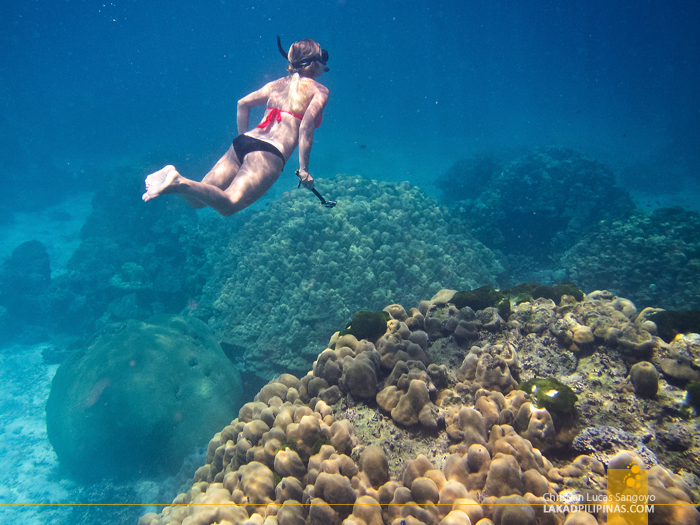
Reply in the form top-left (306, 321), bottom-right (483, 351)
top-left (452, 282), bottom-right (584, 314)
top-left (532, 282), bottom-right (584, 303)
top-left (686, 381), bottom-right (700, 411)
top-left (453, 286), bottom-right (505, 311)
top-left (504, 282), bottom-right (583, 305)
top-left (275, 439), bottom-right (299, 455)
top-left (341, 310), bottom-right (390, 342)
top-left (518, 377), bottom-right (578, 416)
top-left (311, 433), bottom-right (332, 455)
top-left (505, 283), bottom-right (539, 305)
top-left (648, 310), bottom-right (700, 343)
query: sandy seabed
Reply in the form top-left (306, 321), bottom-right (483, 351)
top-left (0, 342), bottom-right (74, 524)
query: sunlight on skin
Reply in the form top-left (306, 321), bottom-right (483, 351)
top-left (142, 165), bottom-right (179, 202)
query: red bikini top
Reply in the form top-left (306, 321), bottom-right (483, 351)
top-left (256, 107), bottom-right (322, 130)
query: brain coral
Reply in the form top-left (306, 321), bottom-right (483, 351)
top-left (46, 315), bottom-right (242, 480)
top-left (192, 174), bottom-right (502, 379)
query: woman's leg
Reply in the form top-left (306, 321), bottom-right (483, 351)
top-left (142, 148), bottom-right (284, 216)
top-left (143, 145), bottom-right (241, 208)
top-left (218, 151), bottom-right (285, 215)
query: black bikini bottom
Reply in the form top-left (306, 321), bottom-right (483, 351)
top-left (232, 135), bottom-right (285, 165)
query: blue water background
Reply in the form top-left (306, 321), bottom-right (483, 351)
top-left (0, 2), bottom-right (699, 521)
top-left (1, 0), bottom-right (698, 211)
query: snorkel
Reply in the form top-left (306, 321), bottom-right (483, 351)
top-left (277, 35), bottom-right (329, 72)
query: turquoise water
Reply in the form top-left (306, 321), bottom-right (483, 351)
top-left (1, 1), bottom-right (699, 524)
top-left (1, 0), bottom-right (698, 211)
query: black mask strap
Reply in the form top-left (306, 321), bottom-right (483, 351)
top-left (276, 36), bottom-right (288, 60)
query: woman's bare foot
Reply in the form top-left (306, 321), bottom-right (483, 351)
top-left (142, 165), bottom-right (181, 201)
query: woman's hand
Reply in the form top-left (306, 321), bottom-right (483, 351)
top-left (297, 168), bottom-right (314, 190)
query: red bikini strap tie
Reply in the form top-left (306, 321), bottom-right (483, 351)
top-left (256, 108), bottom-right (282, 129)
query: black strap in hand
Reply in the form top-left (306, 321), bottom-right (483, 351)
top-left (296, 170), bottom-right (336, 208)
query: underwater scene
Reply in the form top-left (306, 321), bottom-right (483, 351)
top-left (1, 0), bottom-right (699, 524)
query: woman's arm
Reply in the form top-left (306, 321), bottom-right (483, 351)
top-left (297, 86), bottom-right (329, 187)
top-left (237, 83), bottom-right (273, 134)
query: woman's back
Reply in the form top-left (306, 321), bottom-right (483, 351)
top-left (246, 76), bottom-right (328, 160)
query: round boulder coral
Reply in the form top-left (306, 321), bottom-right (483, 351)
top-left (391, 379), bottom-right (439, 428)
top-left (360, 446), bottom-right (390, 489)
top-left (339, 350), bottom-right (382, 399)
top-left (46, 315), bottom-right (242, 479)
top-left (630, 361), bottom-right (659, 398)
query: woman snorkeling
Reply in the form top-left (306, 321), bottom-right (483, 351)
top-left (142, 37), bottom-right (329, 216)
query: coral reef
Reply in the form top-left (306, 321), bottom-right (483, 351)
top-left (192, 174), bottom-right (501, 379)
top-left (46, 315), bottom-right (242, 480)
top-left (32, 161), bottom-right (700, 387)
top-left (138, 289), bottom-right (700, 525)
top-left (438, 149), bottom-right (700, 311)
top-left (447, 147), bottom-right (634, 258)
top-left (562, 207), bottom-right (700, 310)
top-left (629, 361), bottom-right (660, 398)
top-left (44, 166), bottom-right (203, 337)
top-left (572, 426), bottom-right (659, 468)
top-left (0, 239), bottom-right (51, 339)
top-left (433, 153), bottom-right (504, 205)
